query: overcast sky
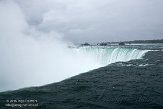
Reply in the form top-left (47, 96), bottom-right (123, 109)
top-left (13, 0), bottom-right (163, 43)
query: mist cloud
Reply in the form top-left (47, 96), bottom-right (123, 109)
top-left (0, 1), bottom-right (100, 91)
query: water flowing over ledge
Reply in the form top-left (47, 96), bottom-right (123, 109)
top-left (76, 46), bottom-right (149, 66)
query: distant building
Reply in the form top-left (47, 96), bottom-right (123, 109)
top-left (81, 42), bottom-right (90, 46)
top-left (99, 43), bottom-right (107, 46)
top-left (119, 42), bottom-right (125, 46)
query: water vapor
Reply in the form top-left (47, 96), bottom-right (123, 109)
top-left (0, 1), bottom-right (100, 91)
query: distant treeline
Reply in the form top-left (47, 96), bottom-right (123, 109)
top-left (80, 39), bottom-right (163, 46)
top-left (124, 39), bottom-right (163, 43)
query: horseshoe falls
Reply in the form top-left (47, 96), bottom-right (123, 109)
top-left (77, 46), bottom-right (148, 66)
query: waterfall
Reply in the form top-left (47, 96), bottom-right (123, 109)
top-left (77, 46), bottom-right (148, 66)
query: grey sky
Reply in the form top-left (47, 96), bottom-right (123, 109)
top-left (15, 0), bottom-right (163, 43)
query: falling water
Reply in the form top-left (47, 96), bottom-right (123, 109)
top-left (77, 46), bottom-right (149, 66)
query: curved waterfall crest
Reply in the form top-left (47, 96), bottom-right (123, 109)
top-left (77, 46), bottom-right (149, 66)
